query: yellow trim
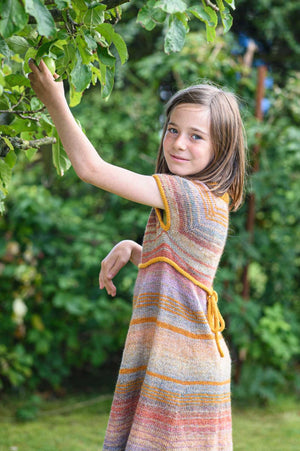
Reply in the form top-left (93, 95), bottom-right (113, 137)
top-left (139, 256), bottom-right (213, 295)
top-left (221, 192), bottom-right (230, 203)
top-left (152, 174), bottom-right (171, 231)
top-left (138, 256), bottom-right (225, 358)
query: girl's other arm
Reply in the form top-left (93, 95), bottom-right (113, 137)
top-left (99, 240), bottom-right (142, 296)
top-left (28, 59), bottom-right (164, 210)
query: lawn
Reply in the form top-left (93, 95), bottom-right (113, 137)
top-left (0, 394), bottom-right (299, 451)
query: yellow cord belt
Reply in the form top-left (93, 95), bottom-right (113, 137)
top-left (139, 257), bottom-right (226, 358)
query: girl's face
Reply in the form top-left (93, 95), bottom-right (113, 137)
top-left (163, 103), bottom-right (213, 177)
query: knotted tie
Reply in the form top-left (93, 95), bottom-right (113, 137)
top-left (207, 290), bottom-right (225, 358)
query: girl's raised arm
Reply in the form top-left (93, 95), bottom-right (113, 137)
top-left (28, 59), bottom-right (164, 210)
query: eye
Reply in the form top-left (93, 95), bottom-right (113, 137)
top-left (191, 134), bottom-right (202, 141)
top-left (167, 127), bottom-right (178, 135)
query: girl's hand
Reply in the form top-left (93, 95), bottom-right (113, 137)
top-left (99, 240), bottom-right (142, 297)
top-left (28, 59), bottom-right (66, 109)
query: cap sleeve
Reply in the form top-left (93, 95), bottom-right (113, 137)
top-left (152, 173), bottom-right (203, 232)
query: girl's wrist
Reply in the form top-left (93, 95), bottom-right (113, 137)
top-left (126, 240), bottom-right (142, 266)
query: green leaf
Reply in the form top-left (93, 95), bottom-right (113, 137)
top-left (111, 32), bottom-right (128, 65)
top-left (0, 38), bottom-right (11, 57)
top-left (76, 34), bottom-right (93, 65)
top-left (97, 46), bottom-right (116, 67)
top-left (96, 23), bottom-right (114, 44)
top-left (191, 0), bottom-right (218, 42)
top-left (0, 158), bottom-right (12, 194)
top-left (225, 0), bottom-right (235, 9)
top-left (1, 136), bottom-right (14, 151)
top-left (5, 149), bottom-right (17, 168)
top-left (155, 0), bottom-right (187, 14)
top-left (69, 85), bottom-right (83, 107)
top-left (164, 16), bottom-right (187, 53)
top-left (216, 1), bottom-right (233, 32)
top-left (24, 0), bottom-right (56, 38)
top-left (188, 4), bottom-right (217, 41)
top-left (96, 24), bottom-right (128, 64)
top-left (84, 32), bottom-right (98, 51)
top-left (6, 36), bottom-right (30, 55)
top-left (190, 1), bottom-right (218, 29)
top-left (100, 62), bottom-right (115, 99)
top-left (84, 4), bottom-right (106, 25)
top-left (137, 0), bottom-right (167, 30)
top-left (4, 74), bottom-right (31, 88)
top-left (220, 7), bottom-right (233, 33)
top-left (25, 147), bottom-right (38, 161)
top-left (137, 5), bottom-right (157, 31)
top-left (51, 129), bottom-right (71, 176)
top-left (55, 0), bottom-right (71, 7)
top-left (70, 52), bottom-right (92, 92)
top-left (24, 48), bottom-right (38, 74)
top-left (0, 0), bottom-right (28, 38)
top-left (0, 125), bottom-right (15, 135)
top-left (35, 41), bottom-right (56, 61)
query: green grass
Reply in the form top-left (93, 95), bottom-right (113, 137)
top-left (0, 394), bottom-right (112, 451)
top-left (233, 398), bottom-right (300, 451)
top-left (0, 394), bottom-right (299, 450)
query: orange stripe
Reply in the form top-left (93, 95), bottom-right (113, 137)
top-left (135, 299), bottom-right (206, 324)
top-left (144, 389), bottom-right (230, 403)
top-left (130, 317), bottom-right (215, 340)
top-left (141, 390), bottom-right (230, 406)
top-left (136, 292), bottom-right (207, 318)
top-left (142, 383), bottom-right (230, 400)
top-left (146, 370), bottom-right (230, 386)
top-left (130, 317), bottom-right (157, 326)
top-left (119, 365), bottom-right (147, 374)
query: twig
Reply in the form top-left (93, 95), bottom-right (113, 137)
top-left (8, 136), bottom-right (56, 150)
top-left (204, 0), bottom-right (219, 12)
top-left (0, 107), bottom-right (46, 115)
top-left (10, 94), bottom-right (25, 111)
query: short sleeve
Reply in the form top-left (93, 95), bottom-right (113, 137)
top-left (152, 173), bottom-right (204, 233)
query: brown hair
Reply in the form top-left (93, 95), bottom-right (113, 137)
top-left (156, 84), bottom-right (246, 211)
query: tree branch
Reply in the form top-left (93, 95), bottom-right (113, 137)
top-left (9, 137), bottom-right (56, 150)
top-left (204, 0), bottom-right (219, 12)
top-left (0, 107), bottom-right (46, 115)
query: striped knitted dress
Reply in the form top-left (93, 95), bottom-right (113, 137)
top-left (103, 174), bottom-right (232, 450)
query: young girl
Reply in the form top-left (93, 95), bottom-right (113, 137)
top-left (29, 59), bottom-right (245, 450)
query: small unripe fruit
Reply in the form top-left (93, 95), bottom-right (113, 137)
top-left (43, 56), bottom-right (56, 75)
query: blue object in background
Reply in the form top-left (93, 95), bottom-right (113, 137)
top-left (261, 98), bottom-right (271, 115)
top-left (265, 76), bottom-right (274, 90)
top-left (238, 33), bottom-right (250, 49)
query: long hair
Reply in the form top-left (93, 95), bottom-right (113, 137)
top-left (156, 84), bottom-right (246, 211)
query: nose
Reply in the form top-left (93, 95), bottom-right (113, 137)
top-left (174, 133), bottom-right (187, 151)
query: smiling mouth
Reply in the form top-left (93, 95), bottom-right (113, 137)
top-left (171, 154), bottom-right (189, 162)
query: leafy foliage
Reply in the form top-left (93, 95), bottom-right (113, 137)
top-left (0, 0), bottom-right (235, 212)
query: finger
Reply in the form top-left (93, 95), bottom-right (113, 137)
top-left (107, 255), bottom-right (128, 279)
top-left (38, 58), bottom-right (49, 73)
top-left (99, 271), bottom-right (104, 289)
top-left (105, 279), bottom-right (117, 297)
top-left (53, 73), bottom-right (59, 80)
top-left (100, 267), bottom-right (117, 296)
top-left (101, 255), bottom-right (118, 279)
top-left (28, 58), bottom-right (40, 73)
